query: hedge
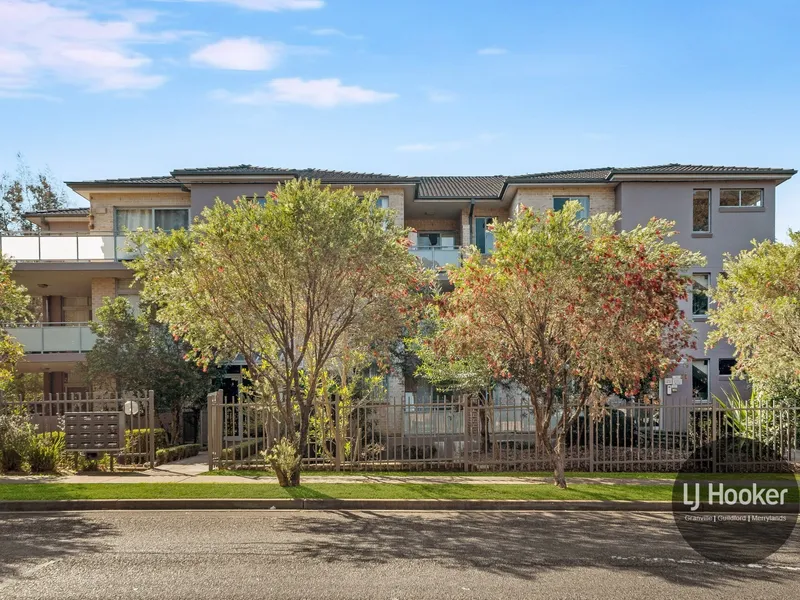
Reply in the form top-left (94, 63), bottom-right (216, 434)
top-left (221, 439), bottom-right (261, 462)
top-left (155, 444), bottom-right (201, 466)
top-left (125, 428), bottom-right (168, 454)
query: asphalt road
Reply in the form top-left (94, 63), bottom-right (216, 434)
top-left (0, 510), bottom-right (798, 599)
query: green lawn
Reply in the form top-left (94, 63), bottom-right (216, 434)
top-left (0, 482), bottom-right (678, 501)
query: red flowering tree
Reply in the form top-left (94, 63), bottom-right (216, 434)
top-left (129, 179), bottom-right (431, 485)
top-left (434, 202), bottom-right (703, 487)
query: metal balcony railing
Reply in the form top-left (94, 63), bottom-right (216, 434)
top-left (3, 322), bottom-right (97, 353)
top-left (0, 232), bottom-right (138, 262)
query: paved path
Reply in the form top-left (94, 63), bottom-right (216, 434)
top-left (0, 510), bottom-right (797, 599)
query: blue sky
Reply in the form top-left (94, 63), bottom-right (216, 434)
top-left (1, 0), bottom-right (799, 240)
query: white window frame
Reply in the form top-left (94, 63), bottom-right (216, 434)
top-left (719, 188), bottom-right (763, 209)
top-left (114, 207), bottom-right (190, 233)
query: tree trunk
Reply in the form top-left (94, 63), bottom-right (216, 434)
top-left (547, 437), bottom-right (568, 489)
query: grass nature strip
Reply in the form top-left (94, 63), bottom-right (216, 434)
top-left (0, 483), bottom-right (679, 501)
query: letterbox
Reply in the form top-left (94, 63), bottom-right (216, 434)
top-left (64, 412), bottom-right (125, 453)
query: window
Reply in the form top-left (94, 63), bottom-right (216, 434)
top-left (417, 232), bottom-right (457, 248)
top-left (154, 209), bottom-right (190, 231)
top-left (554, 196), bottom-right (590, 220)
top-left (692, 359), bottom-right (709, 403)
top-left (474, 217), bottom-right (495, 254)
top-left (692, 189), bottom-right (711, 233)
top-left (719, 358), bottom-right (737, 376)
top-left (376, 196), bottom-right (389, 209)
top-left (115, 208), bottom-right (189, 233)
top-left (720, 189), bottom-right (763, 208)
top-left (692, 273), bottom-right (710, 317)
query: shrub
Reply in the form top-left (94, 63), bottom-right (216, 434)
top-left (263, 437), bottom-right (300, 487)
top-left (0, 411), bottom-right (37, 472)
top-left (220, 439), bottom-right (261, 461)
top-left (565, 409), bottom-right (639, 448)
top-left (400, 444), bottom-right (437, 460)
top-left (155, 444), bottom-right (201, 466)
top-left (125, 428), bottom-right (168, 454)
top-left (28, 431), bottom-right (65, 473)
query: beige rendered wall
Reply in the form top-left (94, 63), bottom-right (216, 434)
top-left (41, 219), bottom-right (90, 233)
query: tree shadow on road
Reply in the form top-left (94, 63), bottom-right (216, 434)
top-left (0, 513), bottom-right (115, 582)
top-left (279, 510), bottom-right (799, 590)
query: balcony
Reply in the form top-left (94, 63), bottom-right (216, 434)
top-left (0, 232), bottom-right (138, 262)
top-left (409, 246), bottom-right (462, 271)
top-left (4, 323), bottom-right (97, 354)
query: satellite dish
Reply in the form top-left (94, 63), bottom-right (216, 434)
top-left (123, 400), bottom-right (140, 416)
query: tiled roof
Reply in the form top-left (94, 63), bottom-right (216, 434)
top-left (66, 175), bottom-right (181, 186)
top-left (511, 168), bottom-right (613, 183)
top-left (170, 164), bottom-right (416, 182)
top-left (512, 164), bottom-right (797, 183)
top-left (24, 207), bottom-right (89, 218)
top-left (66, 164), bottom-right (796, 197)
top-left (418, 176), bottom-right (506, 198)
top-left (611, 163), bottom-right (797, 175)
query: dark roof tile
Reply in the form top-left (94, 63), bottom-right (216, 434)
top-left (66, 176), bottom-right (181, 186)
top-left (24, 207), bottom-right (89, 218)
top-left (170, 165), bottom-right (416, 183)
top-left (418, 176), bottom-right (506, 198)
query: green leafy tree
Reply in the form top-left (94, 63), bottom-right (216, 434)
top-left (434, 202), bottom-right (703, 487)
top-left (1, 154), bottom-right (70, 232)
top-left (707, 231), bottom-right (800, 396)
top-left (128, 179), bottom-right (431, 486)
top-left (308, 347), bottom-right (387, 468)
top-left (85, 297), bottom-right (217, 443)
top-left (0, 256), bottom-right (31, 387)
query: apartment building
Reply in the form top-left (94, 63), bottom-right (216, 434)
top-left (1, 163), bottom-right (794, 411)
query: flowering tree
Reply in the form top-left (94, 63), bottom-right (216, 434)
top-left (129, 180), bottom-right (431, 485)
top-left (0, 256), bottom-right (30, 387)
top-left (433, 202), bottom-right (702, 487)
top-left (707, 231), bottom-right (800, 396)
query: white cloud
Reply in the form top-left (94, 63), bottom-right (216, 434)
top-left (0, 0), bottom-right (169, 93)
top-left (477, 47), bottom-right (508, 55)
top-left (180, 0), bottom-right (323, 10)
top-left (213, 78), bottom-right (397, 108)
top-left (427, 89), bottom-right (456, 103)
top-left (307, 27), bottom-right (363, 40)
top-left (191, 38), bottom-right (282, 70)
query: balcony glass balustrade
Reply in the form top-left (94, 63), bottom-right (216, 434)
top-left (409, 246), bottom-right (461, 270)
top-left (3, 322), bottom-right (97, 353)
top-left (0, 232), bottom-right (138, 262)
